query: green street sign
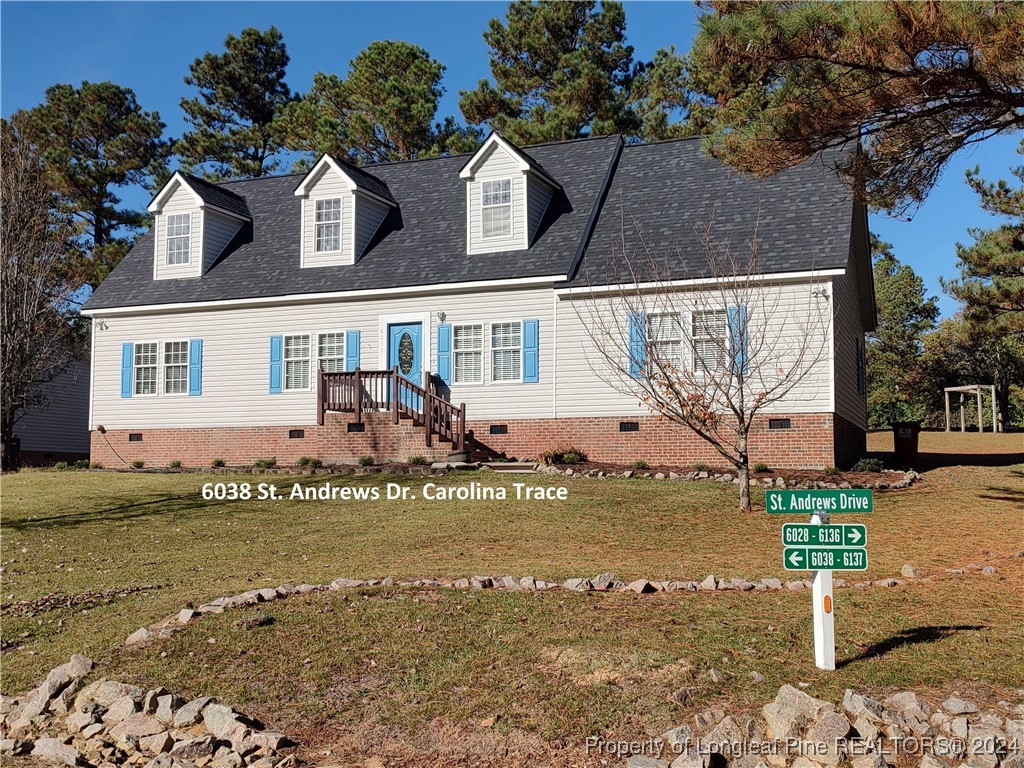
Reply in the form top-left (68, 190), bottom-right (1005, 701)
top-left (783, 547), bottom-right (869, 571)
top-left (782, 523), bottom-right (867, 548)
top-left (766, 489), bottom-right (873, 514)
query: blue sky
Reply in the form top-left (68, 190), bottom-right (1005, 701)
top-left (2, 1), bottom-right (1019, 318)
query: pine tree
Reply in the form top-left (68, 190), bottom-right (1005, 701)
top-left (944, 139), bottom-right (1024, 337)
top-left (686, 1), bottom-right (1024, 213)
top-left (177, 26), bottom-right (296, 179)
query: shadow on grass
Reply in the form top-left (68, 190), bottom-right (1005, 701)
top-left (863, 450), bottom-right (1024, 471)
top-left (838, 625), bottom-right (985, 668)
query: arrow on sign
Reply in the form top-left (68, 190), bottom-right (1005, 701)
top-left (787, 549), bottom-right (805, 568)
top-left (847, 528), bottom-right (862, 544)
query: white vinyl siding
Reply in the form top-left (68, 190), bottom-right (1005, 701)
top-left (832, 263), bottom-right (868, 429)
top-left (481, 179), bottom-right (512, 239)
top-left (301, 165), bottom-right (355, 267)
top-left (692, 309), bottom-right (727, 372)
top-left (154, 182), bottom-right (202, 280)
top-left (453, 324), bottom-right (483, 384)
top-left (491, 321), bottom-right (522, 382)
top-left (283, 334), bottom-right (311, 391)
top-left (555, 282), bottom-right (833, 417)
top-left (315, 198), bottom-right (342, 252)
top-left (317, 332), bottom-right (345, 373)
top-left (526, 175), bottom-right (553, 245)
top-left (133, 342), bottom-right (158, 396)
top-left (466, 144), bottom-right (526, 254)
top-left (91, 286), bottom-right (556, 430)
top-left (163, 341), bottom-right (189, 395)
top-left (354, 198), bottom-right (390, 260)
top-left (202, 210), bottom-right (243, 273)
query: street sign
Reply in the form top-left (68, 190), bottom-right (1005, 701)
top-left (765, 489), bottom-right (873, 514)
top-left (782, 523), bottom-right (867, 548)
top-left (783, 546), bottom-right (868, 571)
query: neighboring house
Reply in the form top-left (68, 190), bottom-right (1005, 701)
top-left (15, 357), bottom-right (91, 464)
top-left (81, 133), bottom-right (874, 470)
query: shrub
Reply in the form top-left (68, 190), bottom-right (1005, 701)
top-left (254, 457), bottom-right (277, 469)
top-left (693, 462), bottom-right (710, 473)
top-left (541, 446), bottom-right (587, 465)
top-left (211, 457), bottom-right (226, 468)
top-left (131, 460), bottom-right (145, 469)
top-left (72, 459), bottom-right (90, 470)
top-left (297, 456), bottom-right (312, 467)
top-left (168, 459), bottom-right (182, 469)
top-left (632, 460), bottom-right (650, 470)
top-left (753, 462), bottom-right (770, 473)
top-left (90, 462), bottom-right (103, 470)
top-left (408, 455), bottom-right (429, 465)
top-left (358, 455), bottom-right (375, 466)
top-left (53, 461), bottom-right (69, 471)
top-left (824, 465), bottom-right (840, 477)
top-left (851, 457), bottom-right (885, 473)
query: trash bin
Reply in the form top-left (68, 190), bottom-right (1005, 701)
top-left (891, 421), bottom-right (921, 467)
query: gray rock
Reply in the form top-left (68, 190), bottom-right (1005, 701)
top-left (708, 668), bottom-right (724, 684)
top-left (250, 731), bottom-right (290, 750)
top-left (519, 576), bottom-right (537, 590)
top-left (950, 716), bottom-right (969, 739)
top-left (592, 572), bottom-right (615, 590)
top-left (31, 738), bottom-right (83, 767)
top-left (329, 577), bottom-right (365, 589)
top-left (763, 685), bottom-right (834, 740)
top-left (101, 695), bottom-right (138, 723)
top-left (981, 566), bottom-right (997, 575)
top-left (154, 693), bottom-right (183, 723)
top-left (919, 756), bottom-right (948, 768)
top-left (170, 733), bottom-right (217, 760)
top-left (851, 756), bottom-right (887, 768)
top-left (0, 739), bottom-right (31, 756)
top-left (786, 581), bottom-right (806, 591)
top-left (853, 717), bottom-right (880, 743)
top-left (563, 577), bottom-right (591, 591)
top-left (452, 578), bottom-right (470, 589)
top-left (172, 695), bottom-right (215, 727)
top-left (844, 689), bottom-right (886, 721)
top-left (887, 691), bottom-right (933, 717)
top-left (805, 711), bottom-right (852, 764)
top-left (762, 578), bottom-right (783, 590)
top-left (694, 708), bottom-right (725, 730)
top-left (967, 725), bottom-right (1007, 767)
top-left (627, 579), bottom-right (656, 593)
top-left (138, 731), bottom-right (174, 755)
top-left (176, 609), bottom-right (199, 624)
top-left (660, 725), bottom-right (693, 749)
top-left (750, 671), bottom-right (767, 683)
top-left (942, 697), bottom-right (978, 715)
top-left (107, 712), bottom-right (164, 741)
top-left (142, 687), bottom-right (170, 714)
top-left (900, 564), bottom-right (922, 578)
top-left (125, 626), bottom-right (155, 645)
top-left (626, 757), bottom-right (670, 768)
top-left (699, 575), bottom-right (717, 591)
top-left (705, 715), bottom-right (744, 752)
top-left (62, 654), bottom-right (94, 679)
top-left (201, 703), bottom-right (242, 738)
top-left (470, 576), bottom-right (493, 589)
top-left (671, 752), bottom-right (709, 768)
top-left (64, 709), bottom-right (96, 733)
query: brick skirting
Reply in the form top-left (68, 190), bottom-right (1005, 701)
top-left (91, 411), bottom-right (865, 470)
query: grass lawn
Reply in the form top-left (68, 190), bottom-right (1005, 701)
top-left (2, 431), bottom-right (1022, 766)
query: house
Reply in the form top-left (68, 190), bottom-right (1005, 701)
top-left (81, 133), bottom-right (873, 470)
top-left (14, 357), bottom-right (91, 465)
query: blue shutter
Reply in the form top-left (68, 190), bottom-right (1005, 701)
top-left (120, 343), bottom-right (134, 398)
top-left (188, 339), bottom-right (203, 396)
top-left (728, 305), bottom-right (749, 376)
top-left (437, 324), bottom-right (452, 384)
top-left (269, 335), bottom-right (283, 393)
top-left (344, 330), bottom-right (361, 372)
top-left (628, 311), bottom-right (646, 378)
top-left (522, 319), bottom-right (539, 383)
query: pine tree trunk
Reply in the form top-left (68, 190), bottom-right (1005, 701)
top-left (738, 432), bottom-right (751, 512)
top-left (1, 411), bottom-right (19, 472)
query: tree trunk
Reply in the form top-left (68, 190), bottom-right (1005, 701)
top-left (738, 432), bottom-right (751, 512)
top-left (1, 411), bottom-right (19, 472)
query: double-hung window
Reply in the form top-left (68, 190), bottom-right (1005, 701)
top-left (163, 341), bottom-right (189, 395)
top-left (284, 334), bottom-right (311, 390)
top-left (165, 213), bottom-right (191, 265)
top-left (491, 321), bottom-right (522, 382)
top-left (649, 313), bottom-right (683, 370)
top-left (133, 342), bottom-right (158, 395)
top-left (481, 179), bottom-right (511, 239)
top-left (453, 324), bottom-right (483, 384)
top-left (315, 198), bottom-right (342, 252)
top-left (692, 309), bottom-right (728, 372)
top-left (317, 332), bottom-right (345, 373)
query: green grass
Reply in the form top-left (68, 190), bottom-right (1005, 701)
top-left (1, 431), bottom-right (1022, 764)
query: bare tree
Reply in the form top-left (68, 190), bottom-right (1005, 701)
top-left (1, 115), bottom-right (83, 471)
top-left (577, 217), bottom-right (832, 511)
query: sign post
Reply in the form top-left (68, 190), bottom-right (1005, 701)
top-left (765, 489), bottom-right (872, 672)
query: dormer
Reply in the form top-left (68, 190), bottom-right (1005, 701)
top-left (293, 155), bottom-right (397, 268)
top-left (147, 172), bottom-right (250, 280)
top-left (458, 132), bottom-right (561, 255)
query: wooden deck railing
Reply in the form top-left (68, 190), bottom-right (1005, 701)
top-left (318, 366), bottom-right (466, 451)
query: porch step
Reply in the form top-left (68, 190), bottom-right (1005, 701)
top-left (482, 461), bottom-right (539, 474)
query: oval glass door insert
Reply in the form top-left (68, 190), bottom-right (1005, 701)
top-left (398, 332), bottom-right (415, 375)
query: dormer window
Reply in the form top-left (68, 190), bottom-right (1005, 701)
top-left (166, 214), bottom-right (192, 265)
top-left (481, 179), bottom-right (512, 239)
top-left (315, 198), bottom-right (342, 253)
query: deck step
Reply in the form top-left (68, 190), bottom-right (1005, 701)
top-left (481, 461), bottom-right (539, 474)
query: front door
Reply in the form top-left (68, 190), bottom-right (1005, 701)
top-left (388, 322), bottom-right (423, 407)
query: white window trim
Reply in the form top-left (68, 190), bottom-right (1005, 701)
top-left (314, 198), bottom-right (343, 254)
top-left (690, 308), bottom-right (729, 375)
top-left (480, 178), bottom-right (513, 240)
top-left (647, 312), bottom-right (685, 373)
top-left (488, 319), bottom-right (523, 385)
top-left (161, 339), bottom-right (191, 397)
top-left (316, 331), bottom-right (346, 374)
top-left (451, 322), bottom-right (484, 386)
top-left (165, 213), bottom-right (192, 266)
top-left (282, 332), bottom-right (313, 392)
top-left (132, 340), bottom-right (160, 398)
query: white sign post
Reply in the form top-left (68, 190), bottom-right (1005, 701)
top-left (810, 510), bottom-right (836, 670)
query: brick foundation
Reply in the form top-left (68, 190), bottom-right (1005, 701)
top-left (91, 411), bottom-right (862, 470)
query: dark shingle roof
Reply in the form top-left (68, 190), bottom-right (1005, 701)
top-left (570, 139), bottom-right (854, 286)
top-left (179, 174), bottom-right (251, 219)
top-left (84, 135), bottom-right (855, 311)
top-left (324, 156), bottom-right (396, 204)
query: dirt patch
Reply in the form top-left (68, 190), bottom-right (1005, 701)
top-left (539, 646), bottom-right (692, 688)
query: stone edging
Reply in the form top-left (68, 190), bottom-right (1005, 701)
top-left (121, 560), bottom-right (1007, 648)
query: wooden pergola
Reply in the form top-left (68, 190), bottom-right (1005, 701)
top-left (944, 384), bottom-right (999, 432)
